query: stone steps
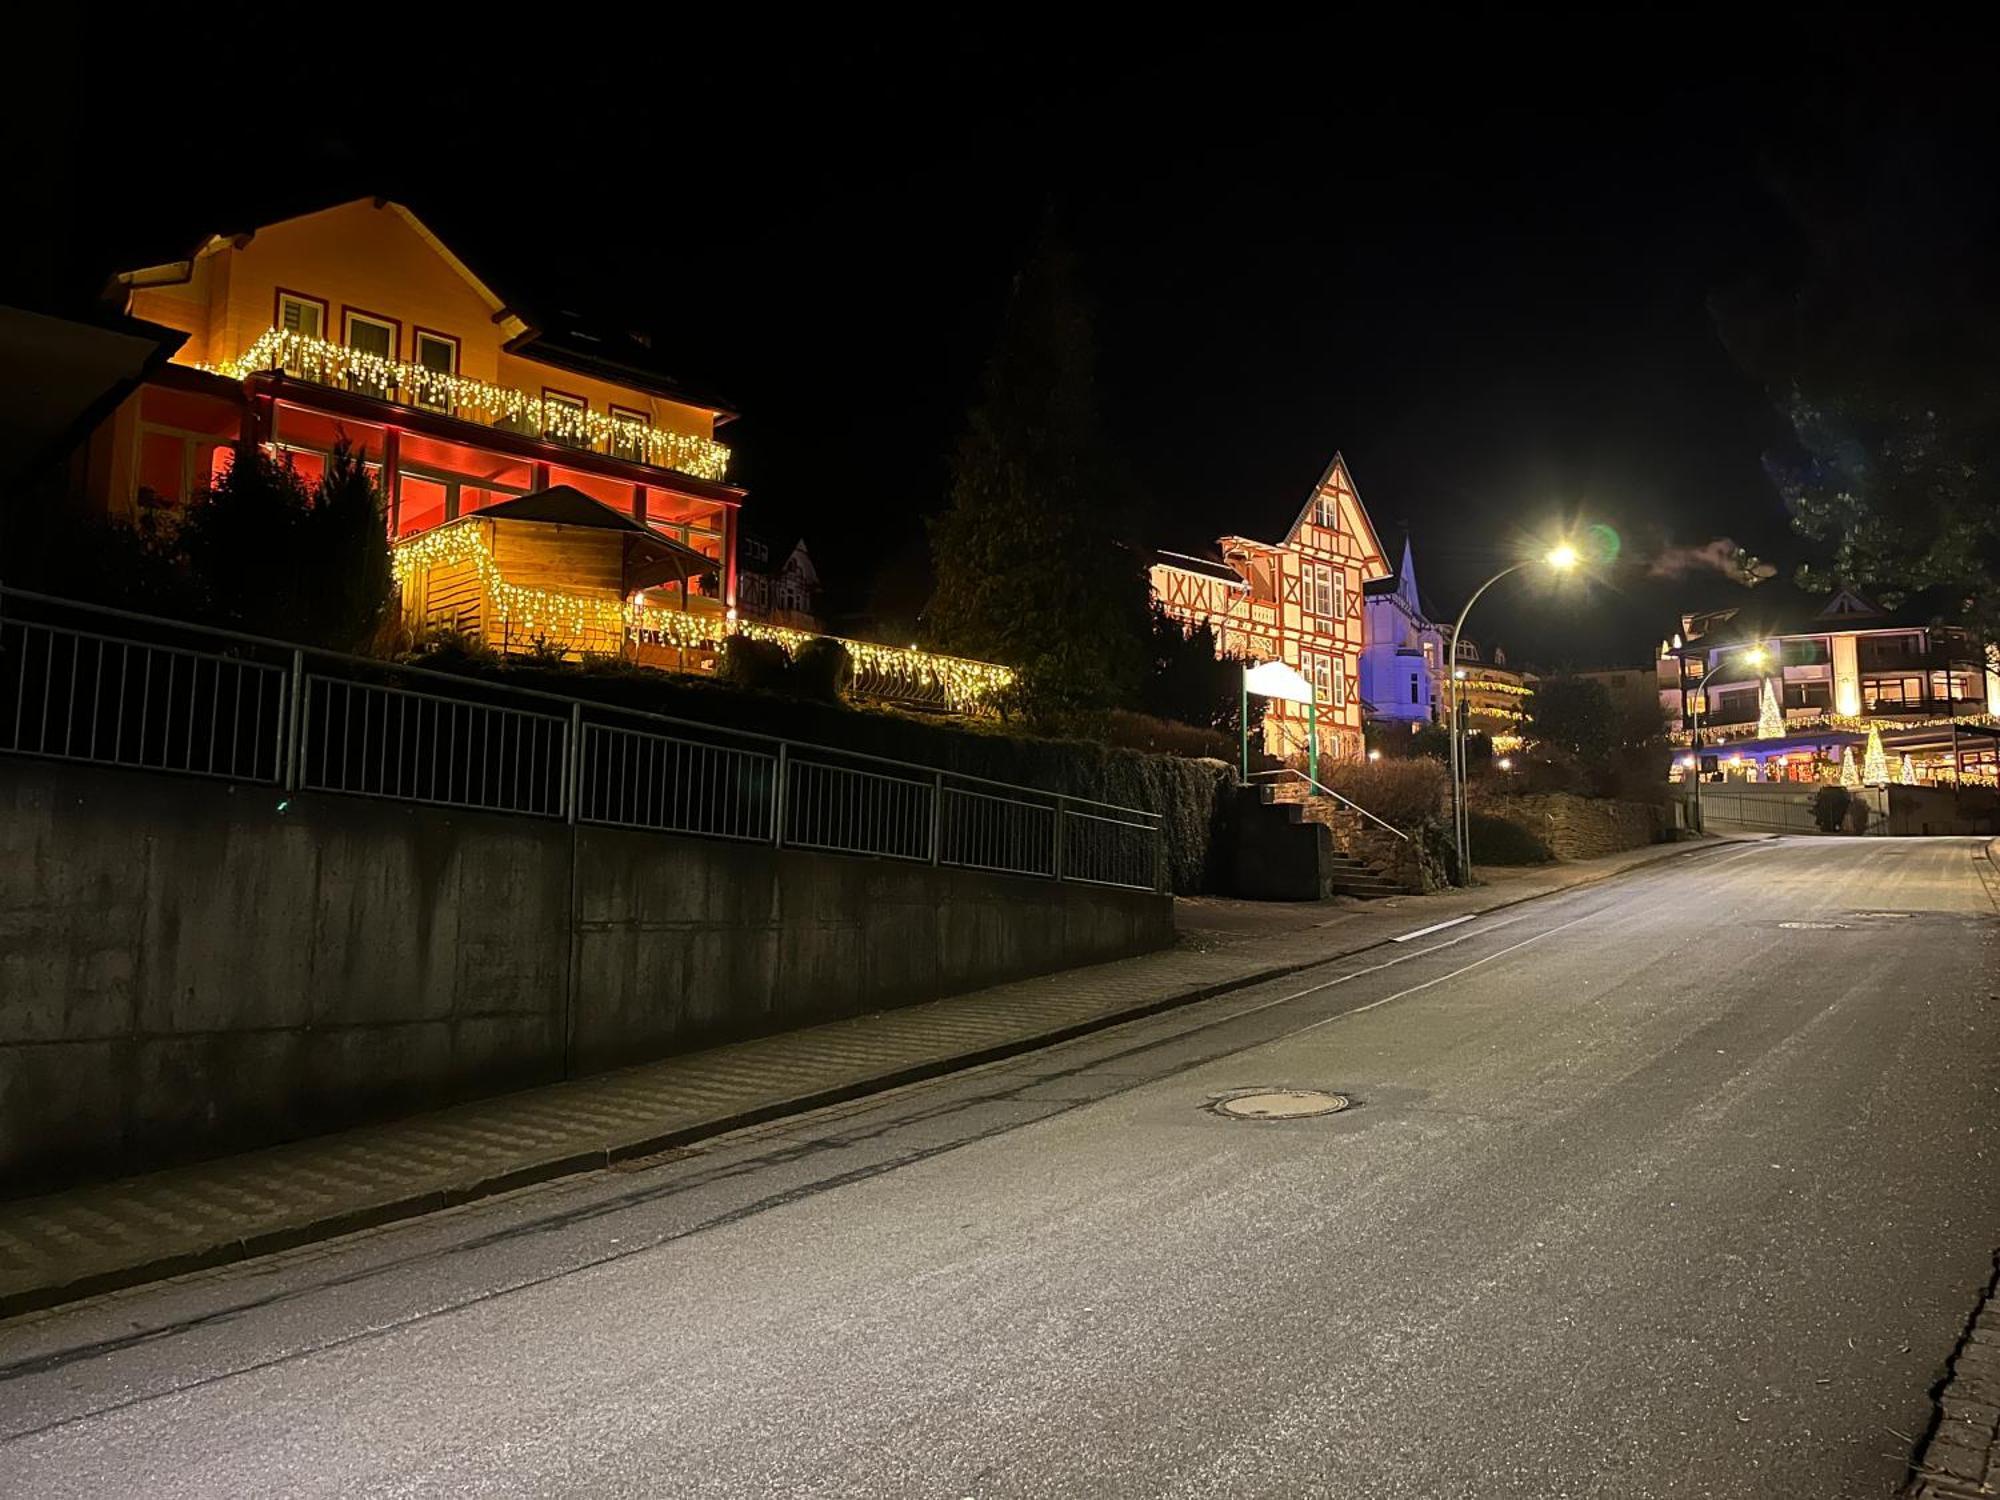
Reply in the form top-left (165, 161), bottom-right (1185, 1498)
top-left (1258, 784), bottom-right (1418, 898)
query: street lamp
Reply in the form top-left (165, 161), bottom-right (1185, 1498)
top-left (1687, 644), bottom-right (1768, 832)
top-left (1447, 544), bottom-right (1579, 878)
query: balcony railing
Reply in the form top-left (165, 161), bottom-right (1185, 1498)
top-left (211, 329), bottom-right (731, 484)
top-left (390, 523), bottom-right (1017, 714)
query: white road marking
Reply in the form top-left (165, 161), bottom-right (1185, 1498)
top-left (1392, 914), bottom-right (1477, 943)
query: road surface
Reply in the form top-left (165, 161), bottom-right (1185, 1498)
top-left (2, 836), bottom-right (1997, 1498)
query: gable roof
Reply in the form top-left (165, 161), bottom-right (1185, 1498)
top-left (1149, 548), bottom-right (1248, 587)
top-left (470, 486), bottom-right (719, 590)
top-left (1280, 453), bottom-right (1393, 581)
top-left (106, 196), bottom-right (735, 418)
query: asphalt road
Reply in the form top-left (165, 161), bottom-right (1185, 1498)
top-left (3, 837), bottom-right (1998, 1499)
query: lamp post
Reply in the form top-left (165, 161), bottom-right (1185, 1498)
top-left (1447, 544), bottom-right (1579, 878)
top-left (1687, 644), bottom-right (1768, 832)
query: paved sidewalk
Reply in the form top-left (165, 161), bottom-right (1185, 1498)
top-left (1907, 1262), bottom-right (2000, 1498)
top-left (0, 836), bottom-right (1735, 1316)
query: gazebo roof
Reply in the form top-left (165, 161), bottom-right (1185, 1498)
top-left (473, 486), bottom-right (719, 592)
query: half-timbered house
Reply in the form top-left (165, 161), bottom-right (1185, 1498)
top-left (1148, 454), bottom-right (1392, 764)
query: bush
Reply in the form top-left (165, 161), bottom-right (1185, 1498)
top-left (1318, 758), bottom-right (1449, 831)
top-left (1101, 709), bottom-right (1236, 762)
top-left (789, 638), bottom-right (853, 704)
top-left (1468, 810), bottom-right (1553, 864)
top-left (719, 635), bottom-right (791, 693)
top-left (1846, 796), bottom-right (1872, 835)
top-left (1812, 785), bottom-right (1852, 832)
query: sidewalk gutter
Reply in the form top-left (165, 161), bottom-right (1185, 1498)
top-left (0, 836), bottom-right (1739, 1318)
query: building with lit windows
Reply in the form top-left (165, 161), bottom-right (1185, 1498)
top-left (1360, 537), bottom-right (1444, 732)
top-left (1449, 638), bottom-right (1536, 749)
top-left (1147, 454), bottom-right (1391, 763)
top-left (84, 197), bottom-right (1010, 711)
top-left (1658, 587), bottom-right (2000, 785)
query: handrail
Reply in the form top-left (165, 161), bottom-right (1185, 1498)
top-left (0, 584), bottom-right (1157, 823)
top-left (1248, 767), bottom-right (1410, 841)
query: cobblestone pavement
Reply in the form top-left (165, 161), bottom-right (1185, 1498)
top-left (1904, 838), bottom-right (2000, 1499)
top-left (0, 838), bottom-right (1725, 1315)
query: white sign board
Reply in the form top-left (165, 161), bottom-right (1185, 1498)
top-left (1242, 659), bottom-right (1315, 706)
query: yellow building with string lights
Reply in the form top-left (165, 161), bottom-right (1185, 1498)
top-left (85, 196), bottom-right (1011, 713)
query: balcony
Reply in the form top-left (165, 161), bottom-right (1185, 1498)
top-left (212, 329), bottom-right (731, 485)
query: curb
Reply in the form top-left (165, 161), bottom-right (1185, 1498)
top-left (1, 837), bottom-right (1734, 1320)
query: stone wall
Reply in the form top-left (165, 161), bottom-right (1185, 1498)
top-left (0, 759), bottom-right (1171, 1189)
top-left (1474, 791), bottom-right (1663, 860)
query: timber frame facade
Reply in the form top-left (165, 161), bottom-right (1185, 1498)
top-left (1149, 454), bottom-right (1392, 763)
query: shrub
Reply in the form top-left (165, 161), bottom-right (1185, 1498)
top-left (1846, 796), bottom-right (1872, 834)
top-left (790, 638), bottom-right (854, 704)
top-left (1468, 810), bottom-right (1553, 864)
top-left (1812, 785), bottom-right (1852, 832)
top-left (1100, 709), bottom-right (1236, 762)
top-left (1319, 758), bottom-right (1449, 832)
top-left (719, 634), bottom-right (791, 693)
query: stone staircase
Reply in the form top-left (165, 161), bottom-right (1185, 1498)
top-left (1257, 781), bottom-right (1418, 899)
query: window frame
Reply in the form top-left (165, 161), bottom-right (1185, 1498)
top-left (340, 307), bottom-right (401, 399)
top-left (409, 327), bottom-right (460, 412)
top-left (541, 387), bottom-right (590, 446)
top-left (274, 288), bottom-right (329, 341)
top-left (608, 403), bottom-right (651, 463)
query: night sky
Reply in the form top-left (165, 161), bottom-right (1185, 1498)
top-left (13, 17), bottom-right (1977, 668)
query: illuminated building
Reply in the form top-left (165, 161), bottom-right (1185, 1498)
top-left (1659, 586), bottom-right (2000, 785)
top-left (1148, 454), bottom-right (1391, 763)
top-left (83, 197), bottom-right (1008, 711)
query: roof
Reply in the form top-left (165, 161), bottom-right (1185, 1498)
top-left (1149, 549), bottom-right (1247, 587)
top-left (472, 486), bottom-right (719, 590)
top-left (106, 196), bottom-right (736, 419)
top-left (0, 306), bottom-right (187, 486)
top-left (1682, 583), bottom-right (1985, 647)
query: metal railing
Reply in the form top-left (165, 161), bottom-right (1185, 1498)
top-left (0, 587), bottom-right (1164, 892)
top-left (1249, 767), bottom-right (1410, 841)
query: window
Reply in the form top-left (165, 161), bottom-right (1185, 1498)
top-left (1934, 670), bottom-right (1978, 702)
top-left (1310, 563), bottom-right (1339, 622)
top-left (1409, 672), bottom-right (1420, 705)
top-left (1305, 652), bottom-right (1344, 706)
top-left (1312, 493), bottom-right (1339, 530)
top-left (543, 390), bottom-right (588, 447)
top-left (278, 292), bottom-right (325, 341)
top-left (411, 330), bottom-right (458, 412)
top-left (275, 292), bottom-right (327, 376)
top-left (1862, 676), bottom-right (1926, 710)
top-left (1783, 681), bottom-right (1832, 710)
top-left (609, 405), bottom-right (650, 463)
top-left (343, 311), bottom-right (397, 398)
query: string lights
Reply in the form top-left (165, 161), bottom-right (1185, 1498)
top-left (394, 523), bottom-right (1016, 711)
top-left (1672, 708), bottom-right (2000, 747)
top-left (212, 328), bottom-right (732, 483)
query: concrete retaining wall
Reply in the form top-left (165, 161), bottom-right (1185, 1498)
top-left (1477, 791), bottom-right (1663, 859)
top-left (0, 760), bottom-right (1171, 1188)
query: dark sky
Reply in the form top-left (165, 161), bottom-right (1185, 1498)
top-left (15, 16), bottom-right (1977, 667)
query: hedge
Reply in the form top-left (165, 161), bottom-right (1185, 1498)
top-left (1467, 809), bottom-right (1553, 865)
top-left (418, 656), bottom-right (1236, 894)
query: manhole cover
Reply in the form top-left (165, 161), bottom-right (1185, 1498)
top-left (1212, 1089), bottom-right (1350, 1120)
top-left (1779, 920), bottom-right (1850, 930)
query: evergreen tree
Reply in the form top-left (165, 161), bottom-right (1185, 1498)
top-left (1714, 92), bottom-right (2000, 644)
top-left (926, 224), bottom-right (1148, 724)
